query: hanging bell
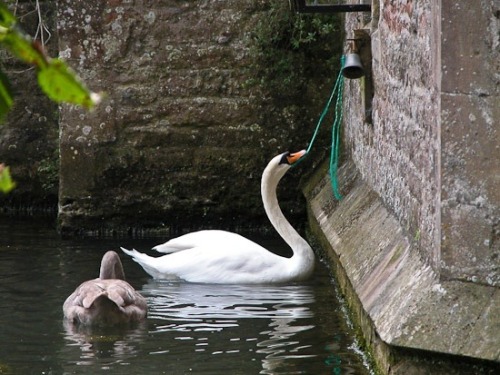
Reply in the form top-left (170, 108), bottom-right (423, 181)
top-left (342, 53), bottom-right (365, 79)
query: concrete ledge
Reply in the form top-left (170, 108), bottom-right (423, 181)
top-left (304, 160), bottom-right (500, 373)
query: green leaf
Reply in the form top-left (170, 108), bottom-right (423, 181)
top-left (0, 3), bottom-right (17, 29)
top-left (0, 164), bottom-right (15, 193)
top-left (0, 3), bottom-right (47, 67)
top-left (2, 29), bottom-right (47, 67)
top-left (37, 58), bottom-right (100, 108)
top-left (0, 2), bottom-right (101, 121)
top-left (0, 68), bottom-right (13, 121)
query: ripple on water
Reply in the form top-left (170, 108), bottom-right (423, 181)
top-left (0, 219), bottom-right (371, 374)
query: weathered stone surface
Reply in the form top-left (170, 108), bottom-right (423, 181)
top-left (344, 0), bottom-right (498, 286)
top-left (304, 0), bottom-right (499, 372)
top-left (440, 0), bottom-right (499, 285)
top-left (305, 161), bottom-right (500, 373)
top-left (344, 0), bottom-right (441, 274)
top-left (55, 0), bottom-right (335, 235)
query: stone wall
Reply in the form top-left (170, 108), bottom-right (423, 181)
top-left (55, 0), bottom-right (337, 235)
top-left (1, 0), bottom-right (338, 233)
top-left (344, 0), bottom-right (441, 271)
top-left (305, 159), bottom-right (500, 374)
top-left (343, 0), bottom-right (498, 286)
top-left (440, 0), bottom-right (499, 285)
top-left (303, 1), bottom-right (499, 370)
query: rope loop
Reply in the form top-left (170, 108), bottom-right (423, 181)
top-left (299, 56), bottom-right (345, 200)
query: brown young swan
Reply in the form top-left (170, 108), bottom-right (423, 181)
top-left (121, 150), bottom-right (315, 284)
top-left (63, 251), bottom-right (147, 326)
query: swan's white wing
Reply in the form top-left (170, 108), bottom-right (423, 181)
top-left (122, 240), bottom-right (289, 284)
top-left (152, 230), bottom-right (255, 254)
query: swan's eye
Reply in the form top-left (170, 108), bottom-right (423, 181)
top-left (279, 152), bottom-right (291, 165)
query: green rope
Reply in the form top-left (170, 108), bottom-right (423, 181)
top-left (305, 69), bottom-right (343, 154)
top-left (299, 56), bottom-right (345, 200)
top-left (329, 66), bottom-right (344, 200)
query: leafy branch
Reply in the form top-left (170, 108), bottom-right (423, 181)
top-left (0, 2), bottom-right (102, 193)
top-left (247, 0), bottom-right (340, 97)
top-left (0, 163), bottom-right (14, 193)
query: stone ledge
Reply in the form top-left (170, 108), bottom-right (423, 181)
top-left (304, 159), bottom-right (500, 372)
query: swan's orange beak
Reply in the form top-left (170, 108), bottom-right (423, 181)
top-left (287, 150), bottom-right (307, 165)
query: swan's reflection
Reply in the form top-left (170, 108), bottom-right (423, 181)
top-left (143, 279), bottom-right (318, 373)
top-left (143, 279), bottom-right (314, 322)
top-left (62, 319), bottom-right (147, 366)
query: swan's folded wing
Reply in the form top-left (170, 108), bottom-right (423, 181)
top-left (152, 230), bottom-right (251, 254)
top-left (80, 281), bottom-right (108, 308)
top-left (152, 232), bottom-right (212, 253)
top-left (105, 280), bottom-right (142, 307)
top-left (62, 280), bottom-right (106, 310)
top-left (155, 244), bottom-right (279, 283)
top-left (105, 281), bottom-right (148, 318)
top-left (152, 240), bottom-right (192, 253)
top-left (105, 285), bottom-right (126, 308)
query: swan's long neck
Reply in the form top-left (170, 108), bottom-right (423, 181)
top-left (100, 251), bottom-right (126, 280)
top-left (261, 161), bottom-right (314, 275)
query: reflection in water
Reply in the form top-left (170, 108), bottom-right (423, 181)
top-left (143, 280), bottom-right (317, 374)
top-left (62, 320), bottom-right (147, 364)
top-left (0, 219), bottom-right (371, 374)
top-left (258, 318), bottom-right (315, 374)
top-left (144, 280), bottom-right (315, 321)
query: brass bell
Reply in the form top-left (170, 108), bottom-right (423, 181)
top-left (342, 53), bottom-right (365, 79)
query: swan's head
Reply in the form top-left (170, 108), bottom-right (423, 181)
top-left (278, 150), bottom-right (306, 167)
top-left (264, 150), bottom-right (307, 182)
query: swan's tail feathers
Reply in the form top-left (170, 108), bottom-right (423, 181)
top-left (120, 247), bottom-right (153, 264)
top-left (120, 247), bottom-right (161, 278)
top-left (120, 247), bottom-right (142, 259)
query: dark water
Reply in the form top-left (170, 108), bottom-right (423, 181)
top-left (0, 218), bottom-right (371, 374)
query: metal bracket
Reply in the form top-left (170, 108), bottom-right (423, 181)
top-left (289, 0), bottom-right (371, 14)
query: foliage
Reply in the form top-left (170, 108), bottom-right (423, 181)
top-left (0, 1), bottom-right (101, 193)
top-left (0, 67), bottom-right (12, 119)
top-left (247, 0), bottom-right (342, 97)
top-left (37, 155), bottom-right (59, 193)
top-left (0, 163), bottom-right (14, 193)
top-left (0, 2), bottom-right (101, 119)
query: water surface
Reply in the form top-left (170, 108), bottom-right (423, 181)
top-left (0, 218), bottom-right (371, 374)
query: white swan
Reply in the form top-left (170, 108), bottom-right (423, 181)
top-left (121, 150), bottom-right (315, 284)
top-left (63, 251), bottom-right (148, 325)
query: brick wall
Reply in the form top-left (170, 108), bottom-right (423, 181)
top-left (440, 0), bottom-right (499, 285)
top-left (344, 0), bottom-right (441, 270)
top-left (343, 0), bottom-right (499, 285)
